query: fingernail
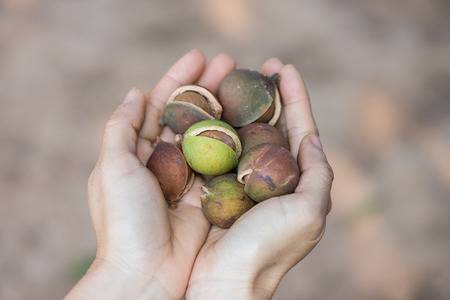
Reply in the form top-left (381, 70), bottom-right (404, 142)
top-left (188, 48), bottom-right (202, 56)
top-left (309, 134), bottom-right (323, 150)
top-left (124, 87), bottom-right (139, 103)
top-left (266, 57), bottom-right (283, 67)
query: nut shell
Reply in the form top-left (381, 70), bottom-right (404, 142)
top-left (237, 143), bottom-right (299, 202)
top-left (218, 69), bottom-right (281, 127)
top-left (201, 174), bottom-right (255, 228)
top-left (162, 85), bottom-right (222, 133)
top-left (199, 130), bottom-right (237, 151)
top-left (185, 119), bottom-right (241, 157)
top-left (238, 123), bottom-right (289, 155)
top-left (147, 140), bottom-right (194, 207)
top-left (182, 120), bottom-right (242, 176)
top-left (183, 136), bottom-right (238, 176)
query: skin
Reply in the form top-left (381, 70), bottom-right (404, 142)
top-left (65, 51), bottom-right (333, 300)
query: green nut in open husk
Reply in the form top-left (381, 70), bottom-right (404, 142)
top-left (238, 122), bottom-right (289, 156)
top-left (237, 143), bottom-right (300, 202)
top-left (147, 139), bottom-right (194, 207)
top-left (182, 119), bottom-right (242, 176)
top-left (218, 69), bottom-right (281, 127)
top-left (201, 173), bottom-right (255, 228)
top-left (162, 85), bottom-right (223, 134)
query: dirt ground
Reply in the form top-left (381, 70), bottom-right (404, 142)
top-left (1, 0), bottom-right (450, 299)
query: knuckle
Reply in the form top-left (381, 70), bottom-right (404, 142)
top-left (98, 153), bottom-right (142, 178)
top-left (279, 194), bottom-right (327, 242)
top-left (288, 127), bottom-right (313, 142)
top-left (88, 169), bottom-right (96, 187)
top-left (97, 159), bottom-right (114, 175)
top-left (304, 211), bottom-right (326, 241)
top-left (297, 197), bottom-right (326, 240)
top-left (316, 162), bottom-right (334, 184)
top-left (105, 116), bottom-right (123, 131)
top-left (87, 166), bottom-right (102, 189)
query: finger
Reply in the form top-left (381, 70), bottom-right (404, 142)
top-left (137, 124), bottom-right (178, 166)
top-left (327, 198), bottom-right (332, 215)
top-left (261, 57), bottom-right (284, 76)
top-left (137, 49), bottom-right (206, 163)
top-left (159, 126), bottom-right (176, 143)
top-left (143, 53), bottom-right (235, 163)
top-left (279, 64), bottom-right (318, 156)
top-left (197, 53), bottom-right (236, 93)
top-left (169, 177), bottom-right (210, 257)
top-left (179, 176), bottom-right (204, 209)
top-left (136, 137), bottom-right (153, 164)
top-left (296, 134), bottom-right (334, 215)
top-left (138, 127), bottom-right (176, 166)
top-left (260, 58), bottom-right (289, 139)
top-left (101, 88), bottom-right (145, 159)
top-left (139, 49), bottom-right (206, 142)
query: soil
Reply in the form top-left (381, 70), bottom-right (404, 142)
top-left (1, 0), bottom-right (449, 299)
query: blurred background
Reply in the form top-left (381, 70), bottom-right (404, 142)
top-left (1, 0), bottom-right (450, 299)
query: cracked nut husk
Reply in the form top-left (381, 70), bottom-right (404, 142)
top-left (162, 85), bottom-right (222, 134)
top-left (218, 69), bottom-right (281, 127)
top-left (182, 119), bottom-right (242, 176)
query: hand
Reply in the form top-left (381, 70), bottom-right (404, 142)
top-left (65, 50), bottom-right (235, 300)
top-left (186, 59), bottom-right (334, 300)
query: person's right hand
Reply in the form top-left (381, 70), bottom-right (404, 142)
top-left (186, 59), bottom-right (334, 300)
top-left (66, 50), bottom-right (236, 300)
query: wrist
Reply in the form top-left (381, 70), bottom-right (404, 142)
top-left (66, 258), bottom-right (178, 300)
top-left (187, 280), bottom-right (273, 300)
top-left (186, 268), bottom-right (283, 300)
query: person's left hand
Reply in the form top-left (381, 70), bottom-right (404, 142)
top-left (185, 59), bottom-right (333, 300)
top-left (65, 50), bottom-right (235, 300)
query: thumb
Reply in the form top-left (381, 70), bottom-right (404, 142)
top-left (296, 134), bottom-right (334, 215)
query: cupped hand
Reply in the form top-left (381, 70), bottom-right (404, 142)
top-left (66, 50), bottom-right (235, 300)
top-left (186, 59), bottom-right (334, 300)
top-left (66, 51), bottom-right (333, 300)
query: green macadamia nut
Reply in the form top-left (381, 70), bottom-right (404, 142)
top-left (182, 119), bottom-right (242, 176)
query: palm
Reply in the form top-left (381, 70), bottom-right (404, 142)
top-left (189, 190), bottom-right (326, 285)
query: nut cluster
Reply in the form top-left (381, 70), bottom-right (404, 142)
top-left (147, 69), bottom-right (300, 228)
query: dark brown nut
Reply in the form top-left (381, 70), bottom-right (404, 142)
top-left (237, 143), bottom-right (299, 202)
top-left (162, 85), bottom-right (222, 134)
top-left (238, 122), bottom-right (289, 155)
top-left (147, 139), bottom-right (194, 207)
